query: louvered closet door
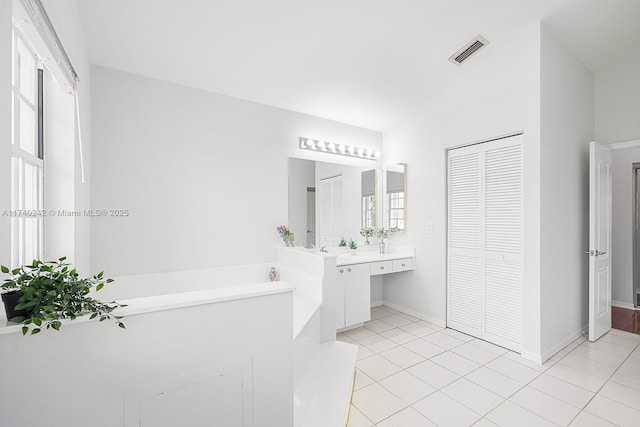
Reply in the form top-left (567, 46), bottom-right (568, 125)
top-left (447, 134), bottom-right (523, 352)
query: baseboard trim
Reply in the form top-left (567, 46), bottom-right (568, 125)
top-left (539, 324), bottom-right (588, 364)
top-left (381, 301), bottom-right (446, 327)
top-left (370, 300), bottom-right (384, 308)
top-left (612, 300), bottom-right (638, 310)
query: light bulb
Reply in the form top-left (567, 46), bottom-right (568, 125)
top-left (358, 148), bottom-right (365, 156)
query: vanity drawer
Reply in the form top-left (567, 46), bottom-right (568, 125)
top-left (392, 258), bottom-right (413, 272)
top-left (370, 260), bottom-right (393, 276)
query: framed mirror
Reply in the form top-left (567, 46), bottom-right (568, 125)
top-left (383, 163), bottom-right (406, 231)
top-left (361, 169), bottom-right (377, 229)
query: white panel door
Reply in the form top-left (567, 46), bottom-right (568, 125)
top-left (589, 141), bottom-right (612, 342)
top-left (447, 134), bottom-right (523, 352)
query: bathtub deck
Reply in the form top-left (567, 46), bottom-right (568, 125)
top-left (294, 340), bottom-right (358, 427)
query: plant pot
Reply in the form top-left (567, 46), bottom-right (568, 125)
top-left (2, 290), bottom-right (29, 321)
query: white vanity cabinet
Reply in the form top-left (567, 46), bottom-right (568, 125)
top-left (336, 264), bottom-right (371, 329)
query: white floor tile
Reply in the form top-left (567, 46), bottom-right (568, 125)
top-left (546, 363), bottom-right (608, 392)
top-left (347, 405), bottom-right (374, 427)
top-left (510, 386), bottom-right (581, 426)
top-left (569, 411), bottom-right (617, 426)
top-left (559, 353), bottom-right (618, 378)
top-left (582, 340), bottom-right (634, 358)
top-left (423, 331), bottom-right (466, 350)
top-left (486, 356), bottom-right (541, 384)
top-left (570, 345), bottom-right (627, 367)
top-left (402, 338), bottom-right (447, 359)
top-left (467, 338), bottom-right (509, 356)
top-left (345, 326), bottom-right (376, 341)
top-left (397, 312), bottom-right (420, 322)
top-left (371, 307), bottom-right (392, 319)
top-left (486, 400), bottom-right (556, 427)
top-left (620, 357), bottom-right (640, 375)
top-left (528, 374), bottom-right (595, 409)
top-left (609, 368), bottom-right (640, 391)
top-left (585, 394), bottom-right (640, 427)
top-left (598, 380), bottom-right (640, 411)
top-left (379, 306), bottom-right (400, 314)
top-left (598, 332), bottom-right (640, 349)
top-left (382, 314), bottom-right (415, 327)
top-left (431, 351), bottom-right (480, 376)
top-left (380, 327), bottom-right (419, 345)
top-left (354, 369), bottom-right (374, 391)
top-left (407, 360), bottom-right (460, 389)
top-left (379, 345), bottom-right (425, 369)
top-left (377, 407), bottom-right (437, 427)
top-left (441, 378), bottom-right (504, 415)
top-left (472, 418), bottom-right (498, 426)
top-left (356, 354), bottom-right (402, 381)
top-left (413, 391), bottom-right (482, 427)
top-left (400, 322), bottom-right (440, 337)
top-left (442, 328), bottom-right (475, 342)
top-left (351, 383), bottom-right (407, 424)
top-left (452, 342), bottom-right (502, 365)
top-left (337, 332), bottom-right (354, 343)
top-left (378, 370), bottom-right (436, 404)
top-left (465, 367), bottom-right (524, 398)
top-left (356, 345), bottom-right (374, 361)
top-left (502, 351), bottom-right (549, 372)
top-left (357, 334), bottom-right (397, 353)
top-left (363, 319), bottom-right (395, 334)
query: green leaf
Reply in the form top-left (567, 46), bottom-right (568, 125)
top-left (106, 278), bottom-right (114, 283)
top-left (96, 283), bottom-right (104, 292)
top-left (22, 326), bottom-right (28, 336)
top-left (51, 321), bottom-right (61, 331)
top-left (118, 322), bottom-right (126, 329)
top-left (31, 328), bottom-right (40, 335)
top-left (1, 265), bottom-right (8, 273)
top-left (32, 316), bottom-right (42, 327)
top-left (9, 316), bottom-right (25, 323)
top-left (90, 313), bottom-right (97, 319)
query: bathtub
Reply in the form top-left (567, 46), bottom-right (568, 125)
top-left (0, 264), bottom-right (296, 427)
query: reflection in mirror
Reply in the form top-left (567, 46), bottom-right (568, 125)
top-left (288, 158), bottom-right (380, 248)
top-left (385, 163), bottom-right (406, 231)
top-left (361, 169), bottom-right (376, 229)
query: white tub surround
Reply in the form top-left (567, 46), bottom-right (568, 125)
top-left (277, 247), bottom-right (359, 427)
top-left (0, 280), bottom-right (294, 427)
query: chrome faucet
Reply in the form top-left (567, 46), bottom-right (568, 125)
top-left (320, 246), bottom-right (328, 253)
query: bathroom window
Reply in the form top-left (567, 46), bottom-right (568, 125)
top-left (388, 192), bottom-right (405, 231)
top-left (11, 29), bottom-right (44, 268)
top-left (362, 195), bottom-right (375, 228)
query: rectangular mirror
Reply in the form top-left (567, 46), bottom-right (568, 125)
top-left (361, 169), bottom-right (377, 229)
top-left (288, 158), bottom-right (380, 248)
top-left (383, 163), bottom-right (406, 231)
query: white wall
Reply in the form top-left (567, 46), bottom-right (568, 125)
top-left (612, 146), bottom-right (640, 307)
top-left (539, 27), bottom-right (593, 358)
top-left (287, 158), bottom-right (315, 248)
top-left (41, 0), bottom-right (93, 274)
top-left (595, 51), bottom-right (640, 144)
top-left (382, 24), bottom-right (543, 356)
top-left (0, 1), bottom-right (11, 267)
top-left (91, 66), bottom-right (382, 276)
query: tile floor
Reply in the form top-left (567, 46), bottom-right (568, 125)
top-left (340, 305), bottom-right (640, 427)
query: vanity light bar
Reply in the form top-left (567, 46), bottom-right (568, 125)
top-left (299, 137), bottom-right (380, 161)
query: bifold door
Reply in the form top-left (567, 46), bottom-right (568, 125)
top-left (447, 134), bottom-right (523, 352)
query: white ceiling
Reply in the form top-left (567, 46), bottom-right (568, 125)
top-left (77, 0), bottom-right (640, 132)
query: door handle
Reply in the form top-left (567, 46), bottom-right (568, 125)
top-left (596, 250), bottom-right (606, 256)
top-left (585, 250), bottom-right (607, 256)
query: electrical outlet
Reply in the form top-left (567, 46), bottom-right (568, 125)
top-left (426, 222), bottom-right (433, 234)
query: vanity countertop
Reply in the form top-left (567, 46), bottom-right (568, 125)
top-left (336, 249), bottom-right (415, 267)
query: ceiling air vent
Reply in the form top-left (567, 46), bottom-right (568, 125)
top-left (449, 35), bottom-right (489, 65)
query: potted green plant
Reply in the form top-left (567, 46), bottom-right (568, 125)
top-left (338, 237), bottom-right (347, 247)
top-left (0, 257), bottom-right (126, 336)
top-left (348, 239), bottom-right (358, 255)
top-left (360, 227), bottom-right (374, 245)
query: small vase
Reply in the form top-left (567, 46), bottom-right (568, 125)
top-left (364, 238), bottom-right (370, 245)
top-left (284, 236), bottom-right (295, 247)
top-left (268, 267), bottom-right (278, 282)
top-left (349, 248), bottom-right (357, 256)
top-left (379, 241), bottom-right (386, 254)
